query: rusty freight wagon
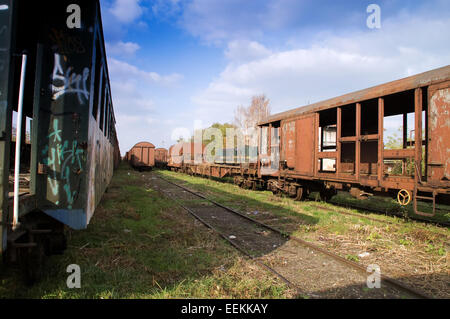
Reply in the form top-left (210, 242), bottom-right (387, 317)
top-left (129, 142), bottom-right (155, 170)
top-left (256, 65), bottom-right (450, 216)
top-left (155, 148), bottom-right (168, 168)
top-left (0, 0), bottom-right (120, 281)
top-left (168, 142), bottom-right (205, 173)
top-left (167, 66), bottom-right (449, 217)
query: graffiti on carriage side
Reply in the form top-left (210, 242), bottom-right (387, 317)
top-left (49, 28), bottom-right (85, 54)
top-left (51, 53), bottom-right (90, 105)
top-left (42, 118), bottom-right (85, 209)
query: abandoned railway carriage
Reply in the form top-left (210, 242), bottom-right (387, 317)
top-left (155, 148), bottom-right (168, 168)
top-left (167, 66), bottom-right (450, 217)
top-left (168, 142), bottom-right (206, 173)
top-left (0, 0), bottom-right (120, 279)
top-left (128, 142), bottom-right (155, 170)
top-left (258, 65), bottom-right (450, 216)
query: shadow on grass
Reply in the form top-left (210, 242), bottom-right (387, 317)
top-left (0, 164), bottom-right (296, 299)
top-left (165, 169), bottom-right (449, 226)
top-left (328, 191), bottom-right (450, 225)
top-left (306, 271), bottom-right (450, 299)
top-left (155, 170), bottom-right (320, 233)
top-left (2, 164), bottom-right (446, 299)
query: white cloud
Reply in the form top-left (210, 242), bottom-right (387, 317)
top-left (191, 13), bottom-right (450, 124)
top-left (107, 57), bottom-right (185, 153)
top-left (106, 41), bottom-right (141, 57)
top-left (180, 0), bottom-right (353, 43)
top-left (109, 0), bottom-right (144, 24)
top-left (108, 58), bottom-right (183, 85)
top-left (225, 40), bottom-right (272, 64)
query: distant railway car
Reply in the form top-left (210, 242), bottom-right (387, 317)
top-left (129, 142), bottom-right (155, 171)
top-left (155, 148), bottom-right (168, 168)
top-left (168, 142), bottom-right (205, 172)
top-left (168, 143), bottom-right (183, 170)
top-left (0, 0), bottom-right (120, 281)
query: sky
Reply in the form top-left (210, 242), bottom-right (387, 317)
top-left (99, 0), bottom-right (450, 155)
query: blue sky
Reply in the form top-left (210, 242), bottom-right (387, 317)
top-left (99, 0), bottom-right (450, 154)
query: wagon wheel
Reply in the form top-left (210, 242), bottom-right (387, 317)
top-left (397, 189), bottom-right (411, 206)
top-left (294, 187), bottom-right (305, 201)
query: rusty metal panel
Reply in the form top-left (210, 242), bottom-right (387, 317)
top-left (282, 120), bottom-right (296, 168)
top-left (295, 115), bottom-right (315, 176)
top-left (130, 142), bottom-right (155, 168)
top-left (428, 83), bottom-right (450, 182)
top-left (155, 148), bottom-right (168, 163)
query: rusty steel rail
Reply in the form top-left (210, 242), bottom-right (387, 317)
top-left (157, 175), bottom-right (432, 299)
top-left (154, 177), bottom-right (302, 294)
top-left (313, 203), bottom-right (450, 228)
top-left (312, 201), bottom-right (450, 228)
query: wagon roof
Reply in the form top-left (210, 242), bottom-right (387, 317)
top-left (131, 141), bottom-right (155, 149)
top-left (258, 64), bottom-right (450, 125)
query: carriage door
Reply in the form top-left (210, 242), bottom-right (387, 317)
top-left (428, 82), bottom-right (450, 184)
top-left (141, 146), bottom-right (148, 165)
top-left (295, 115), bottom-right (316, 176)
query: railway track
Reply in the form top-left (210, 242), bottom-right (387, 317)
top-left (313, 200), bottom-right (450, 228)
top-left (152, 174), bottom-right (431, 299)
top-left (309, 203), bottom-right (450, 229)
top-left (184, 172), bottom-right (449, 228)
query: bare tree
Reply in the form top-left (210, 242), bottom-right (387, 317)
top-left (233, 94), bottom-right (271, 136)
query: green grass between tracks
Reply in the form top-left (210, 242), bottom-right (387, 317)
top-left (0, 163), bottom-right (292, 299)
top-left (156, 169), bottom-right (450, 291)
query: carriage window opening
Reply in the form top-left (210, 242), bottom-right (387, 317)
top-left (10, 112), bottom-right (33, 194)
top-left (108, 110), bottom-right (111, 141)
top-left (383, 90), bottom-right (415, 150)
top-left (111, 112), bottom-right (114, 141)
top-left (360, 99), bottom-right (378, 135)
top-left (92, 41), bottom-right (101, 120)
top-left (318, 108), bottom-right (337, 173)
top-left (319, 158), bottom-right (336, 172)
top-left (271, 126), bottom-right (280, 170)
top-left (318, 108), bottom-right (337, 152)
top-left (341, 104), bottom-right (356, 137)
top-left (319, 125), bottom-right (337, 152)
top-left (340, 142), bottom-right (356, 175)
top-left (260, 127), bottom-right (268, 155)
top-left (360, 140), bottom-right (378, 175)
top-left (383, 114), bottom-right (415, 150)
top-left (103, 93), bottom-right (109, 136)
top-left (99, 74), bottom-right (106, 131)
top-left (383, 159), bottom-right (415, 176)
top-left (109, 104), bottom-right (113, 140)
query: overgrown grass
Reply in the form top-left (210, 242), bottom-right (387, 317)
top-left (329, 191), bottom-right (450, 225)
top-left (156, 169), bottom-right (450, 298)
top-left (0, 164), bottom-right (292, 299)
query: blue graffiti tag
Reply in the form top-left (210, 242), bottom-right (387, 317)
top-left (42, 118), bottom-right (84, 209)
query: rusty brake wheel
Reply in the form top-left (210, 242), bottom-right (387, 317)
top-left (397, 189), bottom-right (411, 206)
